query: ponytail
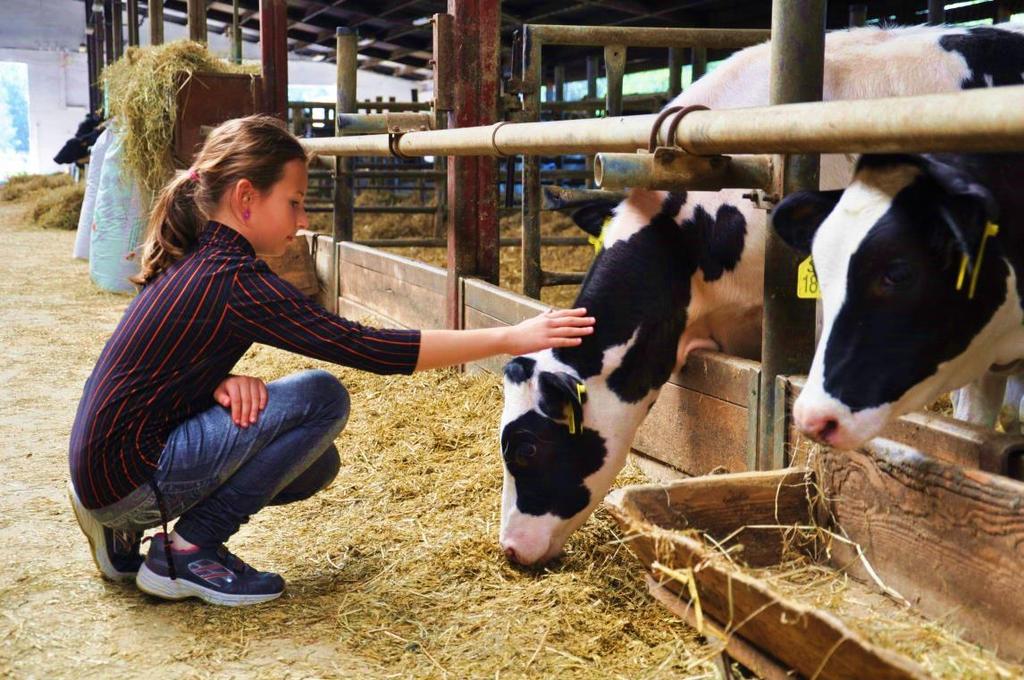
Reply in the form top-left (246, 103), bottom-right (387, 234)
top-left (131, 171), bottom-right (204, 286)
top-left (132, 114), bottom-right (308, 286)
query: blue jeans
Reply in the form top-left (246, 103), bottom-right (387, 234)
top-left (92, 369), bottom-right (350, 547)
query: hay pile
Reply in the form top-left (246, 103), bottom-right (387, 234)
top-left (0, 173), bottom-right (83, 230)
top-left (101, 40), bottom-right (260, 194)
top-left (201, 342), bottom-right (715, 677)
top-left (650, 468), bottom-right (1024, 680)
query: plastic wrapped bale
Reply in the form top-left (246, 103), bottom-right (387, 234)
top-left (89, 124), bottom-right (148, 294)
top-left (73, 127), bottom-right (113, 261)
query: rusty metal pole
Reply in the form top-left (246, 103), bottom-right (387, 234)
top-left (102, 0), bottom-right (114, 65)
top-left (126, 0), bottom-right (138, 47)
top-left (432, 15), bottom-right (452, 240)
top-left (112, 0), bottom-right (123, 59)
top-left (149, 0), bottom-right (163, 46)
top-left (668, 47), bottom-right (683, 98)
top-left (849, 3), bottom-right (867, 27)
top-left (604, 44), bottom-right (625, 117)
top-left (447, 0), bottom-right (500, 328)
top-left (187, 0), bottom-right (206, 43)
top-left (331, 27), bottom-right (357, 315)
top-left (521, 26), bottom-right (543, 299)
top-left (759, 0), bottom-right (825, 470)
top-left (231, 0), bottom-right (242, 63)
top-left (691, 46), bottom-right (708, 83)
top-left (586, 55), bottom-right (598, 99)
top-left (260, 0), bottom-right (287, 120)
top-left (928, 0), bottom-right (945, 25)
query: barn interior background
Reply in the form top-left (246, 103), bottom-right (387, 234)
top-left (3, 1), bottom-right (1024, 678)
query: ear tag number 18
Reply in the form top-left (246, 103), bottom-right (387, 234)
top-left (797, 256), bottom-right (821, 299)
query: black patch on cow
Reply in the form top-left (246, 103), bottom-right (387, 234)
top-left (691, 203), bottom-right (748, 281)
top-left (500, 411), bottom-right (607, 518)
top-left (503, 356), bottom-right (536, 384)
top-left (822, 169), bottom-right (1008, 411)
top-left (939, 27), bottom-right (1024, 89)
top-left (552, 191), bottom-right (748, 403)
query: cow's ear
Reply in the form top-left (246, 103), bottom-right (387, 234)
top-left (502, 356), bottom-right (536, 385)
top-left (569, 200), bottom-right (617, 238)
top-left (537, 371), bottom-right (587, 432)
top-left (917, 155), bottom-right (997, 259)
top-left (770, 190), bottom-right (843, 254)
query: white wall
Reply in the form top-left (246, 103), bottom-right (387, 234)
top-left (0, 0), bottom-right (427, 175)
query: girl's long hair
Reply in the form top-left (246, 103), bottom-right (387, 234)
top-left (132, 114), bottom-right (309, 286)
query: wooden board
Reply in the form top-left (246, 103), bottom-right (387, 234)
top-left (606, 470), bottom-right (930, 680)
top-left (174, 73), bottom-right (262, 165)
top-left (816, 439), bottom-right (1024, 661)
top-left (337, 242), bottom-right (446, 330)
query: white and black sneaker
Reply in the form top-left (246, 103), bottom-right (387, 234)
top-left (68, 480), bottom-right (143, 582)
top-left (135, 533), bottom-right (284, 606)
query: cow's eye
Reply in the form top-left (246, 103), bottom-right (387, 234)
top-left (880, 261), bottom-right (915, 289)
top-left (514, 443), bottom-right (537, 467)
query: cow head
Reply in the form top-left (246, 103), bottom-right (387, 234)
top-left (499, 189), bottom-right (756, 565)
top-left (771, 153), bottom-right (1023, 449)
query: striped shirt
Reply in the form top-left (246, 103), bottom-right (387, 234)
top-left (69, 221), bottom-right (421, 509)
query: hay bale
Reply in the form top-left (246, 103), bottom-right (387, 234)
top-left (0, 173), bottom-right (72, 204)
top-left (31, 184), bottom-right (85, 230)
top-left (101, 40), bottom-right (260, 194)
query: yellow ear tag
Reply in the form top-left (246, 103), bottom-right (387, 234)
top-left (956, 222), bottom-right (1000, 300)
top-left (587, 216), bottom-right (613, 254)
top-left (564, 383), bottom-right (587, 435)
top-left (797, 256), bottom-right (821, 299)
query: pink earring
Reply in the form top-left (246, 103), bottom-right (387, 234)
top-left (243, 208), bottom-right (250, 220)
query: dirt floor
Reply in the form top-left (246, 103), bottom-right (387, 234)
top-left (0, 204), bottom-right (716, 679)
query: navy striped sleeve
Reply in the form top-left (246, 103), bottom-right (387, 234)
top-left (226, 259), bottom-right (421, 375)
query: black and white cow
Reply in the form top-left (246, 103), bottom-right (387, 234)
top-left (772, 151), bottom-right (1024, 449)
top-left (499, 24), bottom-right (1024, 566)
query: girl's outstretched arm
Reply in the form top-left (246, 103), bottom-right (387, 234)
top-left (415, 308), bottom-right (595, 371)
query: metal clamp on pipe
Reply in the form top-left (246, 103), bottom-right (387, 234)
top-left (595, 149), bottom-right (775, 192)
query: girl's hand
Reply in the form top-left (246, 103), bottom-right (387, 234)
top-left (214, 374), bottom-right (268, 428)
top-left (507, 307), bottom-right (595, 356)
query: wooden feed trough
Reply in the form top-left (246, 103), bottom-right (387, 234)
top-left (605, 442), bottom-right (1024, 679)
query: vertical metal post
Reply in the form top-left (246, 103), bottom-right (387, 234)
top-left (432, 14), bottom-right (452, 240)
top-left (927, 0), bottom-right (945, 25)
top-left (668, 47), bottom-right (683, 98)
top-left (848, 3), bottom-right (867, 26)
top-left (260, 0), bottom-right (287, 120)
top-left (102, 0), bottom-right (114, 65)
top-left (126, 0), bottom-right (139, 47)
top-left (232, 0), bottom-right (242, 63)
top-left (85, 2), bottom-right (100, 112)
top-left (187, 0), bottom-right (206, 43)
top-left (691, 46), bottom-right (707, 83)
top-left (603, 44), bottom-right (625, 117)
top-left (332, 27), bottom-right (357, 315)
top-left (586, 54), bottom-right (598, 99)
top-left (112, 0), bottom-right (123, 59)
top-left (995, 0), bottom-right (1012, 23)
top-left (759, 0), bottom-right (826, 470)
top-left (447, 0), bottom-right (500, 329)
top-left (521, 26), bottom-right (543, 299)
top-left (149, 0), bottom-right (163, 46)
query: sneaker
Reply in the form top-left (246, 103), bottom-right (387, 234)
top-left (67, 480), bottom-right (143, 582)
top-left (135, 533), bottom-right (284, 606)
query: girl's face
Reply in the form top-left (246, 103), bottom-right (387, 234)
top-left (247, 159), bottom-right (310, 256)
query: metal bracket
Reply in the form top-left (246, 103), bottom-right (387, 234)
top-left (742, 189), bottom-right (779, 210)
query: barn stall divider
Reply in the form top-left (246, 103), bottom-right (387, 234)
top-left (294, 0), bottom-right (1024, 675)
